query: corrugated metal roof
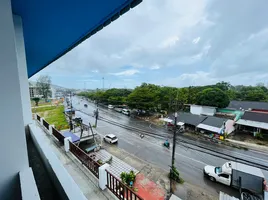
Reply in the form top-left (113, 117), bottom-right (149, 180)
top-left (241, 111), bottom-right (268, 123)
top-left (228, 101), bottom-right (268, 111)
top-left (168, 112), bottom-right (207, 126)
top-left (201, 116), bottom-right (227, 128)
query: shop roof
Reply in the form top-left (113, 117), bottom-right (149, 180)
top-left (169, 112), bottom-right (207, 126)
top-left (241, 111), bottom-right (268, 123)
top-left (227, 100), bottom-right (268, 111)
top-left (201, 116), bottom-right (227, 128)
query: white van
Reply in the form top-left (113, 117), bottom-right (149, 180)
top-left (122, 109), bottom-right (130, 116)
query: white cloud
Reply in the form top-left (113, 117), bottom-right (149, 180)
top-left (192, 37), bottom-right (200, 44)
top-left (110, 69), bottom-right (140, 76)
top-left (36, 0), bottom-right (268, 89)
top-left (160, 36), bottom-right (180, 48)
top-left (150, 64), bottom-right (160, 70)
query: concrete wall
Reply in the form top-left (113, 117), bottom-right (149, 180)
top-left (0, 1), bottom-right (29, 199)
top-left (29, 124), bottom-right (87, 200)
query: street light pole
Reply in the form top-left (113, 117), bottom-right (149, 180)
top-left (95, 102), bottom-right (99, 128)
top-left (170, 112), bottom-right (177, 194)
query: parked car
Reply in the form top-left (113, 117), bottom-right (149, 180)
top-left (108, 105), bottom-right (114, 109)
top-left (104, 134), bottom-right (118, 144)
top-left (122, 109), bottom-right (130, 116)
top-left (84, 104), bottom-right (88, 107)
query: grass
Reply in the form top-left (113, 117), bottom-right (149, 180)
top-left (33, 105), bottom-right (69, 130)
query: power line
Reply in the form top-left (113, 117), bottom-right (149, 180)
top-left (74, 107), bottom-right (268, 171)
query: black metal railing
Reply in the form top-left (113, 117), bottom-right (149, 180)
top-left (37, 114), bottom-right (41, 121)
top-left (106, 170), bottom-right (143, 200)
top-left (52, 127), bottom-right (65, 144)
top-left (42, 119), bottom-right (49, 130)
top-left (69, 142), bottom-right (100, 178)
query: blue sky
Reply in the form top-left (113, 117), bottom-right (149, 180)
top-left (30, 0), bottom-right (268, 89)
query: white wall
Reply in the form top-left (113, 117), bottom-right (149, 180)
top-left (202, 107), bottom-right (216, 116)
top-left (0, 1), bottom-right (29, 199)
top-left (190, 105), bottom-right (203, 115)
top-left (190, 105), bottom-right (216, 116)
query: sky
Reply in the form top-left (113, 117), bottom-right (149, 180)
top-left (30, 0), bottom-right (268, 89)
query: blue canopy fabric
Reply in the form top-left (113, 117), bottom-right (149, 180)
top-left (11, 0), bottom-right (142, 77)
top-left (63, 131), bottom-right (80, 143)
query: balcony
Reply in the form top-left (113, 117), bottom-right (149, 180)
top-left (23, 114), bottom-right (143, 200)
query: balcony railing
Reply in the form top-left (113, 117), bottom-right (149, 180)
top-left (52, 127), bottom-right (64, 144)
top-left (106, 170), bottom-right (143, 200)
top-left (35, 113), bottom-right (142, 200)
top-left (37, 114), bottom-right (41, 122)
top-left (42, 119), bottom-right (49, 130)
top-left (69, 142), bottom-right (100, 178)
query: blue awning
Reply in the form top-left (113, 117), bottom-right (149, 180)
top-left (11, 0), bottom-right (142, 77)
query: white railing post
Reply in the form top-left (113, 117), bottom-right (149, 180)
top-left (98, 163), bottom-right (110, 190)
top-left (48, 125), bottom-right (54, 135)
top-left (40, 117), bottom-right (43, 126)
top-left (64, 137), bottom-right (72, 152)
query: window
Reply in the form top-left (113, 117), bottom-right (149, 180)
top-left (215, 167), bottom-right (222, 174)
top-left (219, 174), bottom-right (229, 179)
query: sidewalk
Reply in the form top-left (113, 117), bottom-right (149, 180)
top-left (225, 139), bottom-right (268, 152)
top-left (103, 144), bottom-right (217, 200)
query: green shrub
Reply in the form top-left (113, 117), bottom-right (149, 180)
top-left (255, 132), bottom-right (264, 139)
top-left (120, 170), bottom-right (136, 187)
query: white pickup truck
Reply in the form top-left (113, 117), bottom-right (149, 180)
top-left (204, 161), bottom-right (267, 200)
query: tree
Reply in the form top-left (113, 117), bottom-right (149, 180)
top-left (196, 88), bottom-right (230, 108)
top-left (215, 81), bottom-right (231, 91)
top-left (32, 97), bottom-right (40, 106)
top-left (127, 83), bottom-right (159, 110)
top-left (36, 75), bottom-right (52, 100)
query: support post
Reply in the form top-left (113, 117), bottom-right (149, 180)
top-left (49, 125), bottom-right (54, 135)
top-left (98, 164), bottom-right (110, 190)
top-left (64, 137), bottom-right (72, 152)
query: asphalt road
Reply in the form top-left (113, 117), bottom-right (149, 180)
top-left (71, 97), bottom-right (268, 198)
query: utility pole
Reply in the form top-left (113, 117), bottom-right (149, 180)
top-left (95, 102), bottom-right (99, 127)
top-left (102, 77), bottom-right (104, 91)
top-left (69, 92), bottom-right (73, 131)
top-left (170, 112), bottom-right (177, 194)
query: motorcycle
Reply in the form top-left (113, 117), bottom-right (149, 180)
top-left (163, 142), bottom-right (170, 149)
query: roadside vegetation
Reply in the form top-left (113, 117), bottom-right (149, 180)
top-left (78, 81), bottom-right (268, 113)
top-left (32, 105), bottom-right (69, 130)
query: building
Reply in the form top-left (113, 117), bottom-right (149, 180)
top-left (197, 116), bottom-right (227, 135)
top-left (190, 104), bottom-right (216, 116)
top-left (0, 0), bottom-right (141, 199)
top-left (168, 112), bottom-right (207, 131)
top-left (236, 111), bottom-right (268, 134)
top-left (227, 100), bottom-right (268, 113)
top-left (29, 83), bottom-right (54, 99)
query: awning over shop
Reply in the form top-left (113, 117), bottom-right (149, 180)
top-left (197, 124), bottom-right (222, 134)
top-left (236, 119), bottom-right (268, 130)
